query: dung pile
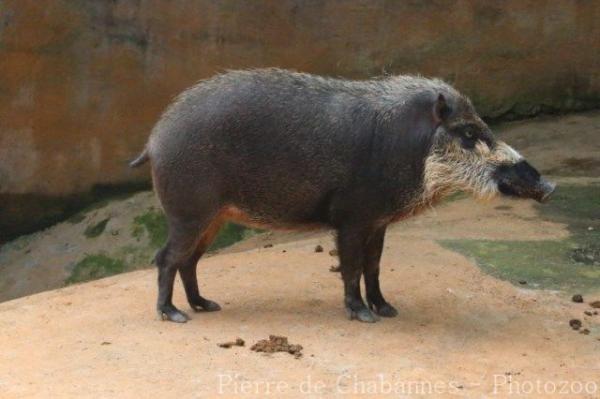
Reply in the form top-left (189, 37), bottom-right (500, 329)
top-left (251, 335), bottom-right (303, 358)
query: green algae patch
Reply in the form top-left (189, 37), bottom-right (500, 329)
top-left (131, 209), bottom-right (263, 252)
top-left (209, 223), bottom-right (263, 252)
top-left (440, 184), bottom-right (600, 291)
top-left (84, 218), bottom-right (110, 238)
top-left (538, 184), bottom-right (599, 228)
top-left (132, 209), bottom-right (168, 249)
top-left (66, 254), bottom-right (126, 284)
top-left (441, 237), bottom-right (600, 292)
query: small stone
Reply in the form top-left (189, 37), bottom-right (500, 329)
top-left (518, 280), bottom-right (527, 285)
top-left (328, 249), bottom-right (338, 257)
top-left (590, 301), bottom-right (600, 309)
top-left (101, 341), bottom-right (111, 345)
top-left (263, 243), bottom-right (273, 248)
top-left (569, 319), bottom-right (582, 330)
top-left (572, 294), bottom-right (584, 303)
top-left (580, 328), bottom-right (591, 335)
top-left (314, 245), bottom-right (324, 253)
top-left (584, 310), bottom-right (594, 316)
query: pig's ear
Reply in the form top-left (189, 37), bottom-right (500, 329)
top-left (433, 93), bottom-right (451, 124)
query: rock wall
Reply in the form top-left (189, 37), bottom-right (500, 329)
top-left (1, 0), bottom-right (599, 239)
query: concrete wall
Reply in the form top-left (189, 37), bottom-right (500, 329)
top-left (1, 0), bottom-right (599, 239)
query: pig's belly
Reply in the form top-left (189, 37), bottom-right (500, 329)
top-left (218, 204), bottom-right (331, 231)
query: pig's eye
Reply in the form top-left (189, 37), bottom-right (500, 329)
top-left (457, 128), bottom-right (479, 149)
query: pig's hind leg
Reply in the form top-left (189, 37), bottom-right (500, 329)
top-left (155, 214), bottom-right (220, 322)
top-left (178, 217), bottom-right (224, 313)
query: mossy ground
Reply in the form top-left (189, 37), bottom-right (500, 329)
top-left (67, 206), bottom-right (263, 285)
top-left (440, 184), bottom-right (600, 292)
top-left (131, 208), bottom-right (262, 251)
top-left (132, 208), bottom-right (168, 249)
top-left (210, 223), bottom-right (263, 251)
top-left (66, 254), bottom-right (125, 284)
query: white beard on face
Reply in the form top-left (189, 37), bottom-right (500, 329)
top-left (489, 141), bottom-right (523, 164)
top-left (421, 140), bottom-right (522, 204)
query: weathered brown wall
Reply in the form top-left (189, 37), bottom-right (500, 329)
top-left (1, 0), bottom-right (599, 239)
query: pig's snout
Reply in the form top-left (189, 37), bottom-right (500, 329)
top-left (494, 160), bottom-right (555, 203)
top-left (534, 178), bottom-right (556, 203)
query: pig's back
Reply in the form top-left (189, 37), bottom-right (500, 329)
top-left (149, 69), bottom-right (377, 218)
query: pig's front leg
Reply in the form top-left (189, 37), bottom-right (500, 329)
top-left (336, 225), bottom-right (379, 323)
top-left (363, 226), bottom-right (398, 317)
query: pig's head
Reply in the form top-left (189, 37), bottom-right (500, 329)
top-left (422, 93), bottom-right (555, 203)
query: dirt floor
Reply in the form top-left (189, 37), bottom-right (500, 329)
top-left (0, 111), bottom-right (599, 398)
top-left (1, 220), bottom-right (599, 398)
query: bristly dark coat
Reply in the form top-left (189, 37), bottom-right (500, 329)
top-left (146, 68), bottom-right (463, 228)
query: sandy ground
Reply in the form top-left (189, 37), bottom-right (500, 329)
top-left (1, 194), bottom-right (600, 398)
top-left (1, 111), bottom-right (599, 398)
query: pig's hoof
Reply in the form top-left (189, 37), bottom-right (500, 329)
top-left (190, 297), bottom-right (221, 312)
top-left (372, 302), bottom-right (398, 318)
top-left (346, 306), bottom-right (379, 323)
top-left (158, 305), bottom-right (189, 323)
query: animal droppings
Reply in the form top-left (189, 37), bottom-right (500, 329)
top-left (569, 319), bottom-right (582, 330)
top-left (251, 335), bottom-right (303, 358)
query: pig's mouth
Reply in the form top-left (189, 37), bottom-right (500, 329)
top-left (494, 161), bottom-right (556, 203)
top-left (497, 178), bottom-right (556, 203)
